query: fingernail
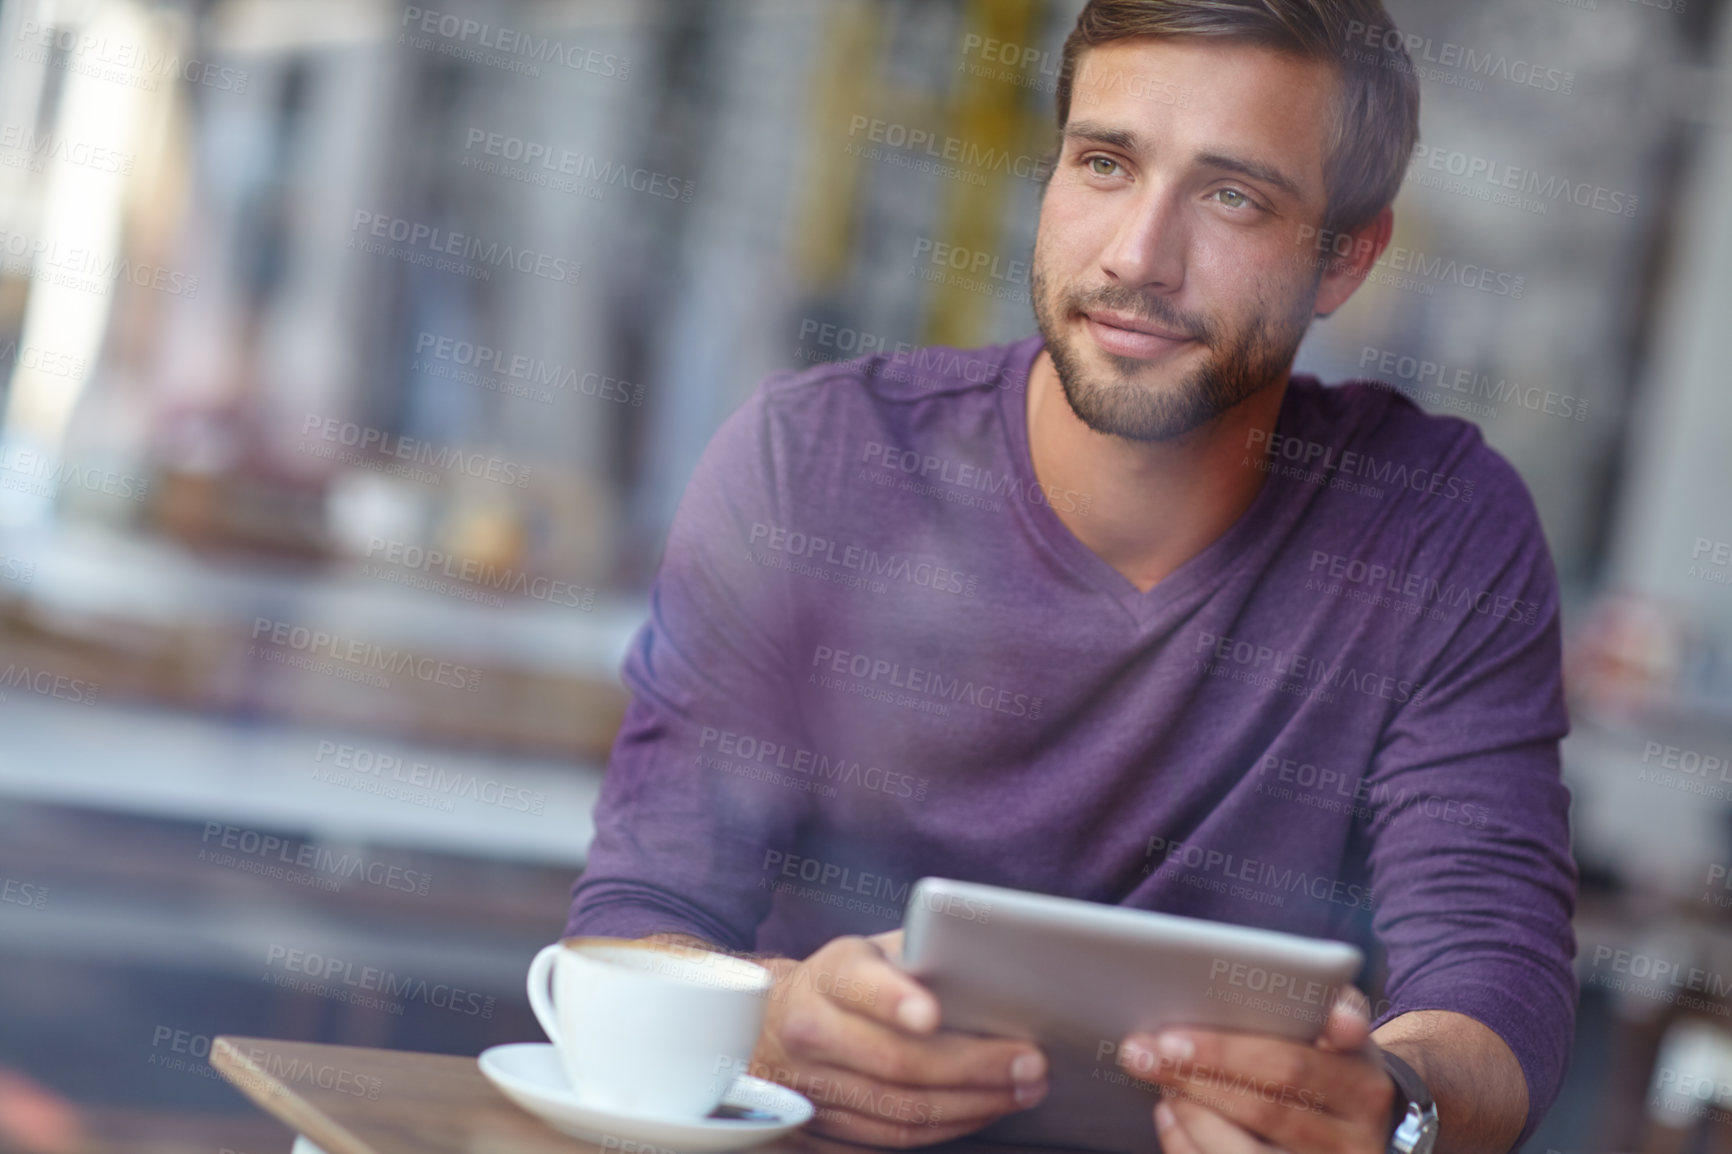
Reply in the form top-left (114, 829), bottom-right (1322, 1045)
top-left (1015, 1079), bottom-right (1048, 1106)
top-left (1155, 1100), bottom-right (1175, 1130)
top-left (1119, 1037), bottom-right (1155, 1071)
top-left (1155, 1032), bottom-right (1194, 1061)
top-left (895, 996), bottom-right (937, 1033)
top-left (1011, 1051), bottom-right (1047, 1083)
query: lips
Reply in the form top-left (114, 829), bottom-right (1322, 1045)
top-left (1083, 310), bottom-right (1192, 342)
top-left (1080, 310), bottom-right (1197, 360)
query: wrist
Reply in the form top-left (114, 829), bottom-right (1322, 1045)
top-left (1381, 1049), bottom-right (1439, 1154)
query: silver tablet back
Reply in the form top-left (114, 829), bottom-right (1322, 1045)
top-left (901, 878), bottom-right (1364, 1153)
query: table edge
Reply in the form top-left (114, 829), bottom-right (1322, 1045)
top-left (210, 1036), bottom-right (380, 1154)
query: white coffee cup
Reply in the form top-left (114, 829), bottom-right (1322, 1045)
top-left (526, 937), bottom-right (772, 1119)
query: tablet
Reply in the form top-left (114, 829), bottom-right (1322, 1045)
top-left (900, 877), bottom-right (1364, 1153)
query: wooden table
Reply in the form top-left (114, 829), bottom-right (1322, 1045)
top-left (211, 1036), bottom-right (1069, 1154)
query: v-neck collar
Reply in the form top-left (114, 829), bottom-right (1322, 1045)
top-left (995, 335), bottom-right (1295, 629)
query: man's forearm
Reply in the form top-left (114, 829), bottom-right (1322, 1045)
top-left (1373, 1010), bottom-right (1528, 1154)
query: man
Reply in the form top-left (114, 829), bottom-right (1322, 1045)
top-left (567, 1), bottom-right (1576, 1152)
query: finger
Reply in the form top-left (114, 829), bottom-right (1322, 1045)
top-left (809, 1100), bottom-right (1006, 1149)
top-left (781, 989), bottom-right (1047, 1091)
top-left (1118, 1031), bottom-right (1360, 1149)
top-left (1318, 990), bottom-right (1373, 1054)
top-left (1154, 1098), bottom-right (1206, 1154)
top-left (783, 1060), bottom-right (1046, 1133)
top-left (808, 935), bottom-right (939, 1035)
top-left (1123, 1028), bottom-right (1387, 1118)
top-left (1165, 1097), bottom-right (1287, 1154)
top-left (868, 928), bottom-right (905, 963)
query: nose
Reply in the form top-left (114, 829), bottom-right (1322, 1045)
top-left (1097, 182), bottom-right (1188, 294)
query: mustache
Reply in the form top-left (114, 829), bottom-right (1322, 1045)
top-left (1066, 286), bottom-right (1216, 345)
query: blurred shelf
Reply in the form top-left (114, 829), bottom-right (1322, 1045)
top-left (0, 695), bottom-right (601, 866)
top-left (0, 523), bottom-right (645, 761)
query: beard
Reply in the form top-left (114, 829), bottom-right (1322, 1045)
top-left (1030, 252), bottom-right (1318, 443)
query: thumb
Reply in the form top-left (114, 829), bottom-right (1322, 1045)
top-left (1317, 988), bottom-right (1374, 1053)
top-left (868, 928), bottom-right (905, 964)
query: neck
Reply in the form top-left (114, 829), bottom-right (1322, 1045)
top-left (1025, 347), bottom-right (1288, 594)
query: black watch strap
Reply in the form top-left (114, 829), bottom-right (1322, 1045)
top-left (1382, 1050), bottom-right (1440, 1154)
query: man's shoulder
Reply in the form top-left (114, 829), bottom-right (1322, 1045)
top-left (1290, 375), bottom-right (1536, 519)
top-left (694, 336), bottom-right (1039, 503)
top-left (758, 335), bottom-right (1039, 418)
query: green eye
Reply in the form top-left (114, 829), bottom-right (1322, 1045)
top-left (1087, 156), bottom-right (1119, 176)
top-left (1216, 188), bottom-right (1250, 209)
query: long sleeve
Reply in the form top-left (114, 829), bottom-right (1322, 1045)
top-left (567, 381), bottom-right (813, 951)
top-left (1359, 452), bottom-right (1577, 1151)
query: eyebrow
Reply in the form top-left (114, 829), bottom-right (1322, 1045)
top-left (1062, 118), bottom-right (1305, 203)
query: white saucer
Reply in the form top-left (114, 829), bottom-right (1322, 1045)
top-left (478, 1043), bottom-right (813, 1152)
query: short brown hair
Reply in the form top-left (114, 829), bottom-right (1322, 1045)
top-left (1055, 0), bottom-right (1420, 236)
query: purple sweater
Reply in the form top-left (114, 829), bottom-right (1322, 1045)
top-left (567, 335), bottom-right (1577, 1144)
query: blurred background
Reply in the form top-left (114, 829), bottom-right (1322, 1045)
top-left (0, 0), bottom-right (1729, 1150)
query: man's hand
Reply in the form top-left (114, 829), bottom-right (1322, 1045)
top-left (749, 930), bottom-right (1049, 1147)
top-left (1117, 994), bottom-right (1396, 1154)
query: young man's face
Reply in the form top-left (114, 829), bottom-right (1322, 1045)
top-left (1032, 36), bottom-right (1341, 442)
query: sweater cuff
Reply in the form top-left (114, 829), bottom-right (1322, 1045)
top-left (1374, 970), bottom-right (1577, 1151)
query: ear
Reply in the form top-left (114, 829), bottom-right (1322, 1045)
top-left (1313, 205), bottom-right (1395, 318)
